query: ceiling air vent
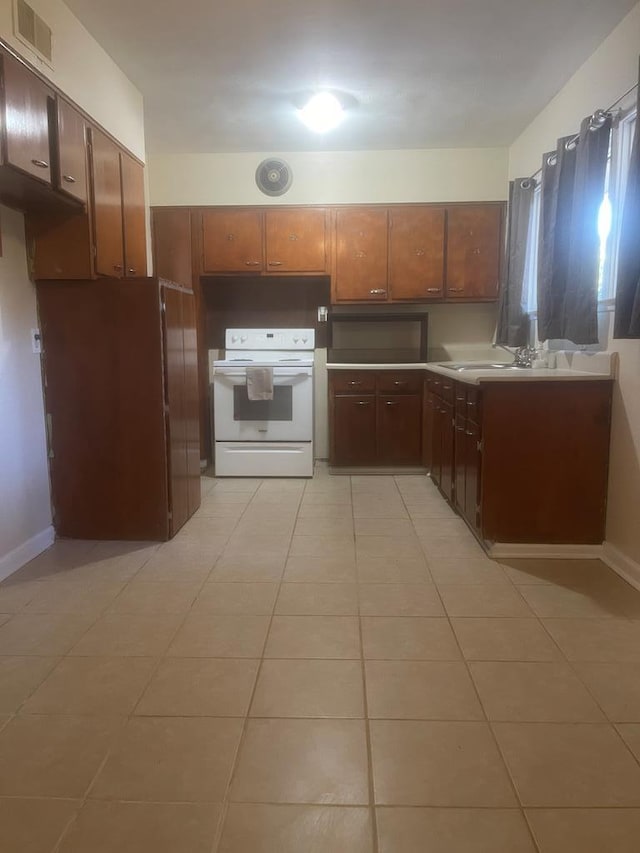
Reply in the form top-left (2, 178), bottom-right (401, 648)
top-left (13, 0), bottom-right (53, 65)
top-left (255, 158), bottom-right (292, 197)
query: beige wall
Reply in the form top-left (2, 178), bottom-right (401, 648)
top-left (0, 0), bottom-right (146, 573)
top-left (509, 1), bottom-right (640, 567)
top-left (148, 148), bottom-right (509, 207)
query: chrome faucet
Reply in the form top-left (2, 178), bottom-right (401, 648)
top-left (513, 346), bottom-right (536, 368)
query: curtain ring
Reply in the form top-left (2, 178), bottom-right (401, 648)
top-left (520, 179), bottom-right (533, 189)
top-left (565, 137), bottom-right (578, 151)
top-left (547, 154), bottom-right (557, 166)
top-left (589, 108), bottom-right (609, 130)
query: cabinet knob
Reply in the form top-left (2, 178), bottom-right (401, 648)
top-left (62, 174), bottom-right (76, 183)
top-left (369, 289), bottom-right (386, 295)
top-left (385, 401), bottom-right (398, 406)
top-left (356, 401), bottom-right (370, 406)
top-left (268, 261), bottom-right (283, 266)
top-left (348, 380), bottom-right (362, 386)
top-left (245, 260), bottom-right (260, 266)
top-left (128, 268), bottom-right (136, 275)
top-left (226, 234), bottom-right (235, 241)
top-left (113, 264), bottom-right (123, 272)
top-left (288, 233), bottom-right (299, 241)
top-left (392, 380), bottom-right (406, 386)
top-left (31, 158), bottom-right (49, 169)
top-left (415, 248), bottom-right (425, 256)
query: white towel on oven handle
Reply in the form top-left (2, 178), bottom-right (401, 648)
top-left (246, 366), bottom-right (274, 401)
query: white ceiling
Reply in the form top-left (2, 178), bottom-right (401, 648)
top-left (64, 0), bottom-right (637, 154)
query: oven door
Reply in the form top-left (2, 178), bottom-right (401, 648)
top-left (213, 366), bottom-right (313, 442)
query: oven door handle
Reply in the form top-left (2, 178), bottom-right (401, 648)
top-left (214, 370), bottom-right (312, 381)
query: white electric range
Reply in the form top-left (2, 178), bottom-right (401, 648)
top-left (211, 328), bottom-right (315, 477)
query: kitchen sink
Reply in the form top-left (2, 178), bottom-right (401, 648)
top-left (438, 362), bottom-right (527, 371)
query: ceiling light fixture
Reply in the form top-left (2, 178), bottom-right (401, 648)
top-left (298, 92), bottom-right (344, 133)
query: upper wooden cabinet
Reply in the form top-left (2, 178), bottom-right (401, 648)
top-left (389, 206), bottom-right (445, 300)
top-left (200, 207), bottom-right (329, 275)
top-left (55, 98), bottom-right (88, 204)
top-left (334, 207), bottom-right (388, 301)
top-left (446, 204), bottom-right (503, 300)
top-left (153, 207), bottom-right (193, 286)
top-left (1, 51), bottom-right (53, 185)
top-left (265, 208), bottom-right (328, 272)
top-left (202, 209), bottom-right (263, 273)
top-left (90, 128), bottom-right (125, 278)
top-left (120, 152), bottom-right (147, 276)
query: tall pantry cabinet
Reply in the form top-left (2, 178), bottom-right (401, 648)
top-left (37, 277), bottom-right (201, 541)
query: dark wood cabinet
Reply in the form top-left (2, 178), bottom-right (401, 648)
top-left (424, 370), bottom-right (613, 546)
top-left (90, 128), bottom-right (124, 277)
top-left (152, 207), bottom-right (193, 286)
top-left (329, 370), bottom-right (423, 467)
top-left (265, 208), bottom-right (328, 272)
top-left (120, 152), bottom-right (147, 276)
top-left (446, 205), bottom-right (503, 300)
top-left (36, 277), bottom-right (200, 541)
top-left (1, 51), bottom-right (53, 184)
top-left (334, 207), bottom-right (389, 302)
top-left (389, 206), bottom-right (445, 300)
top-left (202, 209), bottom-right (263, 273)
top-left (377, 394), bottom-right (422, 465)
top-left (55, 98), bottom-right (88, 203)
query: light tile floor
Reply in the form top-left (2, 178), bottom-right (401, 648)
top-left (1, 466), bottom-right (640, 851)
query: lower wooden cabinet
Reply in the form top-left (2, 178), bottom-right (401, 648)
top-left (329, 370), bottom-right (423, 467)
top-left (424, 370), bottom-right (613, 545)
top-left (37, 277), bottom-right (200, 541)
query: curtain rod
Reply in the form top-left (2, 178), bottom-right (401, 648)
top-left (522, 80), bottom-right (638, 185)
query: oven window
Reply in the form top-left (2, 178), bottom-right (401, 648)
top-left (233, 385), bottom-right (293, 421)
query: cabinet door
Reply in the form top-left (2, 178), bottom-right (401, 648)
top-left (1, 52), bottom-right (53, 184)
top-left (454, 415), bottom-right (467, 515)
top-left (162, 286), bottom-right (189, 536)
top-left (120, 152), bottom-right (147, 276)
top-left (90, 128), bottom-right (124, 277)
top-left (439, 401), bottom-right (455, 501)
top-left (202, 209), bottom-right (263, 272)
top-left (422, 385), bottom-right (434, 470)
top-left (265, 208), bottom-right (327, 272)
top-left (335, 207), bottom-right (388, 301)
top-left (464, 419), bottom-right (482, 532)
top-left (389, 207), bottom-right (445, 300)
top-left (446, 205), bottom-right (502, 300)
top-left (56, 99), bottom-right (87, 203)
top-left (377, 394), bottom-right (422, 465)
top-left (181, 289), bottom-right (201, 518)
top-left (332, 395), bottom-right (376, 465)
top-left (153, 207), bottom-right (192, 286)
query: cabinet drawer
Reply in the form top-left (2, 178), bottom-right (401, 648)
top-left (377, 371), bottom-right (422, 394)
top-left (330, 371), bottom-right (376, 394)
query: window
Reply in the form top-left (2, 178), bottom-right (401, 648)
top-left (521, 104), bottom-right (637, 319)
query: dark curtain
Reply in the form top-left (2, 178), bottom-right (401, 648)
top-left (496, 178), bottom-right (535, 346)
top-left (563, 113), bottom-right (612, 344)
top-left (537, 114), bottom-right (611, 344)
top-left (614, 59), bottom-right (640, 338)
top-left (537, 136), bottom-right (578, 341)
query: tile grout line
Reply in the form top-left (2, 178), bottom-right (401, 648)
top-left (353, 474), bottom-right (381, 853)
top-left (208, 476), bottom-right (303, 853)
top-left (399, 475), bottom-right (544, 853)
top-left (49, 477), bottom-right (245, 853)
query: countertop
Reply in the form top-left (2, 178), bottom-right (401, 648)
top-left (326, 351), bottom-right (617, 384)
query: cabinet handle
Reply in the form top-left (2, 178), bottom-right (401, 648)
top-left (128, 268), bottom-right (136, 275)
top-left (62, 174), bottom-right (76, 183)
top-left (245, 260), bottom-right (260, 266)
top-left (386, 401), bottom-right (398, 406)
top-left (466, 400), bottom-right (477, 407)
top-left (448, 287), bottom-right (464, 292)
top-left (392, 380), bottom-right (406, 385)
top-left (348, 380), bottom-right (362, 386)
top-left (355, 401), bottom-right (370, 406)
top-left (443, 384), bottom-right (452, 391)
top-left (31, 158), bottom-right (49, 169)
top-left (426, 287), bottom-right (441, 293)
top-left (369, 289), bottom-right (387, 295)
top-left (456, 425), bottom-right (465, 432)
top-left (465, 430), bottom-right (475, 436)
top-left (456, 395), bottom-right (465, 401)
top-left (268, 261), bottom-right (283, 266)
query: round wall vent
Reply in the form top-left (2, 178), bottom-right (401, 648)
top-left (255, 158), bottom-right (292, 197)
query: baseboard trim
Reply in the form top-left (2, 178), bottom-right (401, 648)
top-left (488, 542), bottom-right (604, 560)
top-left (602, 541), bottom-right (640, 592)
top-left (0, 526), bottom-right (55, 583)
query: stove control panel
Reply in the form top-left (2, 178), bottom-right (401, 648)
top-left (225, 329), bottom-right (315, 350)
